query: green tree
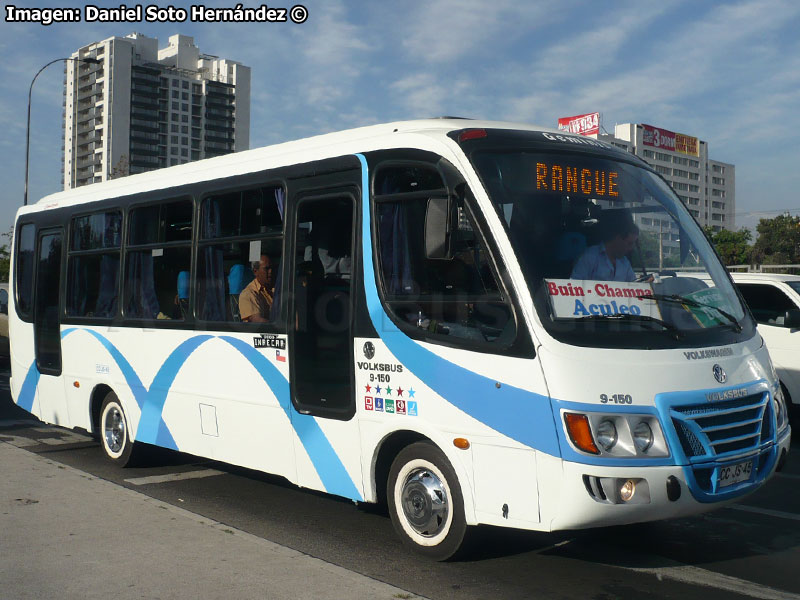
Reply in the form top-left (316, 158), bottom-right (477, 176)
top-left (0, 227), bottom-right (12, 282)
top-left (750, 214), bottom-right (800, 265)
top-left (110, 154), bottom-right (129, 180)
top-left (703, 226), bottom-right (752, 265)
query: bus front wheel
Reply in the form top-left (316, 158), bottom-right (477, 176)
top-left (387, 442), bottom-right (468, 560)
top-left (99, 392), bottom-right (136, 467)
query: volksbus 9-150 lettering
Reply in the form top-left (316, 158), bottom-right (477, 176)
top-left (10, 119), bottom-right (790, 559)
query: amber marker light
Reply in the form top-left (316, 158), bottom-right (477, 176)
top-left (73, 381), bottom-right (80, 388)
top-left (564, 413), bottom-right (600, 455)
top-left (453, 438), bottom-right (470, 450)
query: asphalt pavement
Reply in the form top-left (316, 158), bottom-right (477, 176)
top-left (0, 440), bottom-right (423, 600)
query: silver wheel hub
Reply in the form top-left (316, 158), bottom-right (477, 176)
top-left (104, 406), bottom-right (125, 454)
top-left (400, 467), bottom-right (449, 537)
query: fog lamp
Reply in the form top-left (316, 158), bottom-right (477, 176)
top-left (619, 479), bottom-right (636, 502)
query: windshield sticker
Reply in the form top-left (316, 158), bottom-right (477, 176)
top-left (546, 279), bottom-right (661, 319)
top-left (683, 288), bottom-right (731, 327)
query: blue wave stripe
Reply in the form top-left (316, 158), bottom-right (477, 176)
top-left (220, 335), bottom-right (363, 501)
top-left (16, 359), bottom-right (41, 412)
top-left (355, 154), bottom-right (560, 457)
top-left (70, 329), bottom-right (149, 411)
top-left (136, 335), bottom-right (213, 449)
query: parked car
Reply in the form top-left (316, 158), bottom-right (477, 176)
top-left (0, 282), bottom-right (8, 364)
top-left (729, 273), bottom-right (800, 414)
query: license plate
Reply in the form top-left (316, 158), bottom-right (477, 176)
top-left (718, 460), bottom-right (753, 488)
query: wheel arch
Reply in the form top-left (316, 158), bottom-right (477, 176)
top-left (89, 383), bottom-right (115, 436)
top-left (370, 428), bottom-right (477, 523)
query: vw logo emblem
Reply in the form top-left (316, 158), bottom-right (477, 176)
top-left (363, 341), bottom-right (375, 360)
top-left (713, 364), bottom-right (727, 384)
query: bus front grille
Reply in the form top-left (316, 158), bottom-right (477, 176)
top-left (669, 392), bottom-right (771, 461)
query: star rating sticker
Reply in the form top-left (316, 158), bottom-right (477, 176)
top-left (397, 387), bottom-right (404, 397)
top-left (385, 386), bottom-right (392, 395)
top-left (408, 388), bottom-right (416, 398)
top-left (375, 386), bottom-right (382, 394)
top-left (365, 384), bottom-right (371, 393)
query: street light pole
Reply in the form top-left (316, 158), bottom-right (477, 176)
top-left (24, 56), bottom-right (100, 206)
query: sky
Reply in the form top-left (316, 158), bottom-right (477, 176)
top-left (2, 0), bottom-right (800, 239)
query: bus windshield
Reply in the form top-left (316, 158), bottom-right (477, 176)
top-left (466, 140), bottom-right (752, 348)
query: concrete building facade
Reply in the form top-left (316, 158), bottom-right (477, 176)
top-left (63, 33), bottom-right (250, 189)
top-left (597, 123), bottom-right (735, 232)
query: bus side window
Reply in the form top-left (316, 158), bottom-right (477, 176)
top-left (374, 164), bottom-right (515, 347)
top-left (15, 223), bottom-right (36, 318)
top-left (67, 211), bottom-right (122, 318)
top-left (197, 185), bottom-right (285, 324)
top-left (124, 199), bottom-right (192, 321)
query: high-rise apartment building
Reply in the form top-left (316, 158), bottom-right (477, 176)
top-left (597, 123), bottom-right (735, 232)
top-left (63, 33), bottom-right (250, 189)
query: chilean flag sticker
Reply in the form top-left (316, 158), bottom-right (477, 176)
top-left (276, 349), bottom-right (286, 362)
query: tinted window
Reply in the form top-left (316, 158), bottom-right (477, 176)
top-left (15, 224), bottom-right (36, 316)
top-left (202, 185), bottom-right (283, 239)
top-left (129, 199), bottom-right (192, 245)
top-left (67, 211), bottom-right (122, 319)
top-left (737, 283), bottom-right (796, 325)
top-left (35, 232), bottom-right (63, 373)
top-left (71, 211), bottom-right (121, 250)
top-left (125, 199), bottom-right (193, 321)
top-left (375, 164), bottom-right (513, 346)
top-left (125, 247), bottom-right (191, 319)
top-left (197, 185), bottom-right (285, 325)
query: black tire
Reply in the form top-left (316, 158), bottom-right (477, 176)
top-left (99, 391), bottom-right (136, 467)
top-left (387, 441), bottom-right (468, 560)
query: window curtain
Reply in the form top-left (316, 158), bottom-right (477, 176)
top-left (67, 257), bottom-right (88, 316)
top-left (125, 252), bottom-right (159, 318)
top-left (198, 201), bottom-right (225, 321)
top-left (94, 254), bottom-right (119, 317)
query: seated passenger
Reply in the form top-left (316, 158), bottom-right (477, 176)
top-left (571, 216), bottom-right (638, 282)
top-left (239, 254), bottom-right (275, 323)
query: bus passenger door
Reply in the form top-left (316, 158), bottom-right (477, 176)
top-left (290, 193), bottom-right (356, 418)
top-left (33, 229), bottom-right (69, 425)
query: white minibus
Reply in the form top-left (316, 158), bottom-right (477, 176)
top-left (10, 119), bottom-right (791, 559)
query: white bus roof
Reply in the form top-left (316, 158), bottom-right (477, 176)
top-left (22, 118), bottom-right (613, 215)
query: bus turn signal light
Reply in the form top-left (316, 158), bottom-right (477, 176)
top-left (453, 437), bottom-right (470, 450)
top-left (564, 413), bottom-right (600, 455)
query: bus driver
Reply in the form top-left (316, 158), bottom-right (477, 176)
top-left (570, 213), bottom-right (639, 283)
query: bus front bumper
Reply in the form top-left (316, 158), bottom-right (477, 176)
top-left (547, 426), bottom-right (790, 531)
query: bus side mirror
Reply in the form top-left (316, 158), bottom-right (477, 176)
top-left (424, 197), bottom-right (453, 260)
top-left (784, 309), bottom-right (800, 329)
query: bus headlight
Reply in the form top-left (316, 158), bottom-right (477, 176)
top-left (633, 421), bottom-right (654, 452)
top-left (562, 411), bottom-right (669, 458)
top-left (595, 420), bottom-right (618, 451)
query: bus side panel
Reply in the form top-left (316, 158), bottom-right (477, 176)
top-left (9, 319), bottom-right (41, 420)
top-left (354, 336), bottom-right (549, 528)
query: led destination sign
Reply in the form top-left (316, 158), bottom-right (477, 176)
top-left (535, 163), bottom-right (619, 197)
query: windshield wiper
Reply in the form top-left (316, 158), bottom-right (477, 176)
top-left (643, 294), bottom-right (742, 332)
top-left (577, 313), bottom-right (682, 338)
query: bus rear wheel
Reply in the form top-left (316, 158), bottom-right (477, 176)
top-left (99, 392), bottom-right (136, 467)
top-left (387, 442), bottom-right (468, 560)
